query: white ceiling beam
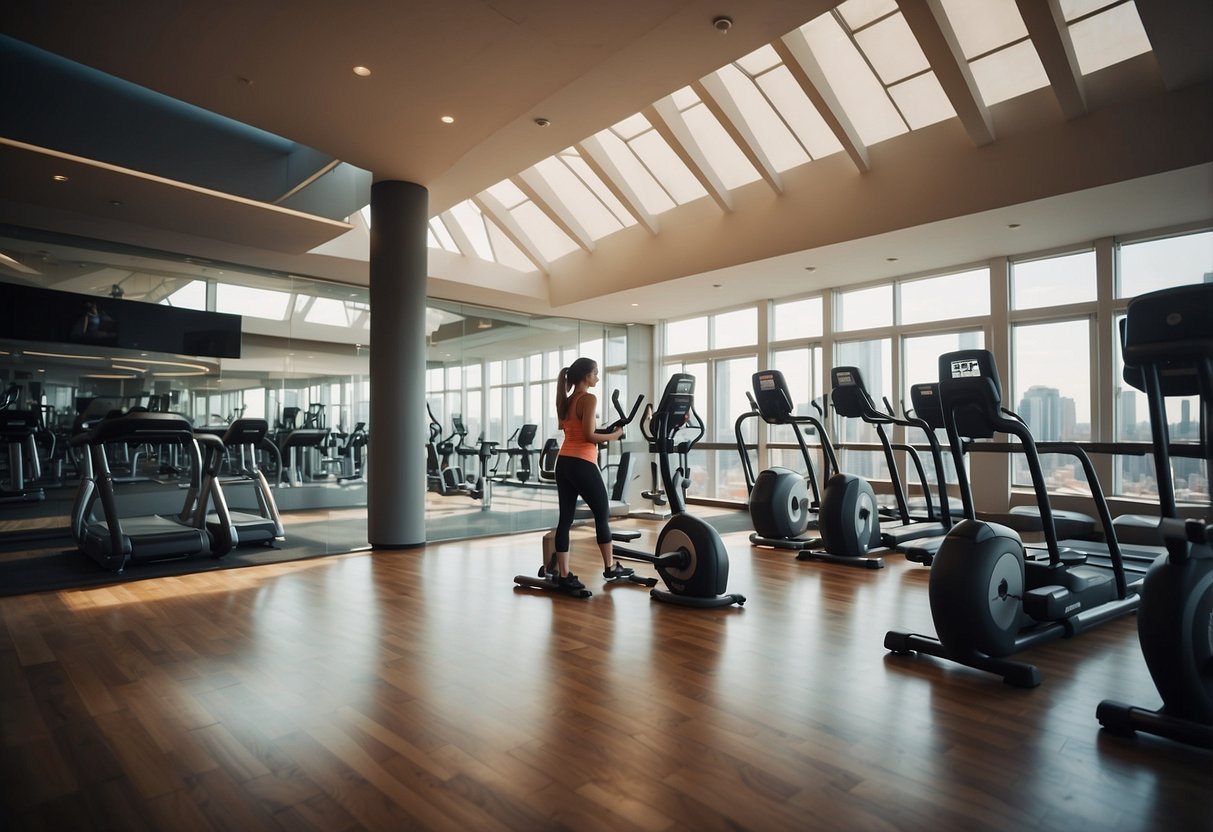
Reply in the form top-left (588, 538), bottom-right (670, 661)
top-left (513, 171), bottom-right (595, 253)
top-left (471, 193), bottom-right (550, 275)
top-left (575, 137), bottom-right (660, 235)
top-left (897, 0), bottom-right (996, 147)
top-left (772, 33), bottom-right (871, 174)
top-left (645, 103), bottom-right (733, 213)
top-left (693, 77), bottom-right (784, 194)
top-left (1015, 0), bottom-right (1086, 120)
top-left (1134, 0), bottom-right (1213, 91)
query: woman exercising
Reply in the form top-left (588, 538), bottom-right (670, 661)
top-left (545, 357), bottom-right (634, 590)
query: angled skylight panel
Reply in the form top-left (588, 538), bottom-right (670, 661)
top-left (447, 200), bottom-right (495, 261)
top-left (1064, 1), bottom-right (1152, 75)
top-left (669, 85), bottom-right (761, 189)
top-left (557, 149), bottom-right (637, 229)
top-left (754, 66), bottom-right (842, 159)
top-left (608, 114), bottom-right (707, 207)
top-left (429, 217), bottom-right (460, 254)
top-left (485, 179), bottom-right (528, 209)
top-left (836, 0), bottom-right (897, 30)
top-left (856, 11), bottom-right (928, 84)
top-left (530, 154), bottom-right (625, 241)
top-left (305, 297), bottom-right (352, 327)
top-left (850, 10), bottom-right (956, 129)
top-left (484, 221), bottom-right (539, 272)
top-left (800, 13), bottom-right (907, 146)
top-left (592, 128), bottom-right (677, 215)
top-left (969, 40), bottom-right (1051, 106)
top-left (939, 0), bottom-right (1028, 58)
top-left (887, 73), bottom-right (955, 129)
top-left (508, 201), bottom-right (580, 262)
top-left (937, 0), bottom-right (1049, 105)
top-left (713, 64), bottom-right (810, 173)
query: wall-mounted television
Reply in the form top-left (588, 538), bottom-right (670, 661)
top-left (0, 283), bottom-right (241, 358)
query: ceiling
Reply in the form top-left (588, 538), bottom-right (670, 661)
top-left (1, 0), bottom-right (1211, 326)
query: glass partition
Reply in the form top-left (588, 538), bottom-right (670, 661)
top-left (0, 230), bottom-right (633, 591)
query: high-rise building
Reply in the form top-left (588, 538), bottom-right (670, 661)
top-left (1118, 389), bottom-right (1138, 438)
top-left (1018, 385), bottom-right (1063, 441)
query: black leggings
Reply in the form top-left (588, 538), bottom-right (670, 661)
top-left (554, 456), bottom-right (611, 550)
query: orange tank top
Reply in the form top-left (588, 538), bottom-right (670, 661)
top-left (559, 391), bottom-right (600, 464)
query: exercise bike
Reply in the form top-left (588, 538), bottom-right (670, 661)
top-left (1096, 282), bottom-right (1213, 748)
top-left (613, 373), bottom-right (746, 608)
top-left (884, 349), bottom-right (1139, 687)
top-left (513, 390), bottom-right (649, 598)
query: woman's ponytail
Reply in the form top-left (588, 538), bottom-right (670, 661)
top-left (556, 367), bottom-right (570, 421)
top-left (555, 357), bottom-right (597, 421)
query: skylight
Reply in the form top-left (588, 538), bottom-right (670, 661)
top-left (214, 284), bottom-right (291, 320)
top-left (618, 121), bottom-right (708, 205)
top-left (509, 201), bottom-right (580, 262)
top-left (1067, 1), bottom-right (1152, 75)
top-left (529, 153), bottom-right (632, 240)
top-left (755, 66), bottom-right (842, 158)
top-left (714, 65), bottom-right (810, 172)
top-left (844, 8), bottom-right (955, 129)
top-left (668, 86), bottom-right (761, 189)
top-left (801, 13), bottom-right (908, 145)
top-left (592, 127), bottom-right (677, 215)
top-left (936, 0), bottom-right (1049, 105)
top-left (159, 279), bottom-right (207, 310)
top-left (448, 201), bottom-right (494, 261)
top-left (408, 0), bottom-right (1156, 275)
top-left (429, 217), bottom-right (459, 253)
top-left (484, 222), bottom-right (538, 272)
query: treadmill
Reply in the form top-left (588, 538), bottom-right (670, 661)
top-left (192, 418), bottom-right (285, 548)
top-left (73, 411), bottom-right (229, 572)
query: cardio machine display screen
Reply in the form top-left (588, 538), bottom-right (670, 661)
top-left (950, 359), bottom-right (982, 379)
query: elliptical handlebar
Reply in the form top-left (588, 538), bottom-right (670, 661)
top-left (598, 389), bottom-right (645, 441)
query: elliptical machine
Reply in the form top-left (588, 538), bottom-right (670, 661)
top-left (514, 391), bottom-right (649, 599)
top-left (1096, 282), bottom-right (1213, 748)
top-left (613, 373), bottom-right (746, 608)
top-left (737, 370), bottom-right (884, 567)
top-left (884, 349), bottom-right (1139, 687)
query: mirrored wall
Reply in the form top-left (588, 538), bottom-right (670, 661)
top-left (0, 228), bottom-right (641, 588)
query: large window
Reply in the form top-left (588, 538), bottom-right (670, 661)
top-left (837, 284), bottom-right (892, 331)
top-left (1111, 313), bottom-right (1207, 502)
top-left (899, 268), bottom-right (990, 324)
top-left (1010, 318), bottom-right (1091, 493)
top-left (772, 296), bottom-right (823, 341)
top-left (1011, 250), bottom-right (1096, 310)
top-left (902, 330), bottom-right (985, 486)
top-left (1116, 230), bottom-right (1213, 299)
top-left (768, 346), bottom-right (827, 478)
top-left (833, 338), bottom-right (892, 481)
top-left (714, 355), bottom-right (758, 500)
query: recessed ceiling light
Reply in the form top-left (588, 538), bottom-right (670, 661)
top-left (630, 303), bottom-right (639, 307)
top-left (52, 174), bottom-right (68, 182)
top-left (353, 66), bottom-right (371, 77)
top-left (109, 200), bottom-right (123, 207)
top-left (534, 118), bottom-right (551, 127)
top-left (440, 115), bottom-right (455, 124)
top-left (804, 266), bottom-right (816, 272)
top-left (887, 257), bottom-right (898, 262)
top-left (712, 283), bottom-right (722, 288)
top-left (1007, 223), bottom-right (1021, 229)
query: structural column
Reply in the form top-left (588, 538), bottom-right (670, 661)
top-left (368, 180), bottom-right (427, 547)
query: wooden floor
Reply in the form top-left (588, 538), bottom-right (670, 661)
top-left (0, 519), bottom-right (1208, 831)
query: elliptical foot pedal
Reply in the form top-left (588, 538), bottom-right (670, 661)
top-left (612, 530), bottom-right (641, 542)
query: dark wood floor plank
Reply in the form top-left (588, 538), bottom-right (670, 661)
top-left (0, 523), bottom-right (1208, 831)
